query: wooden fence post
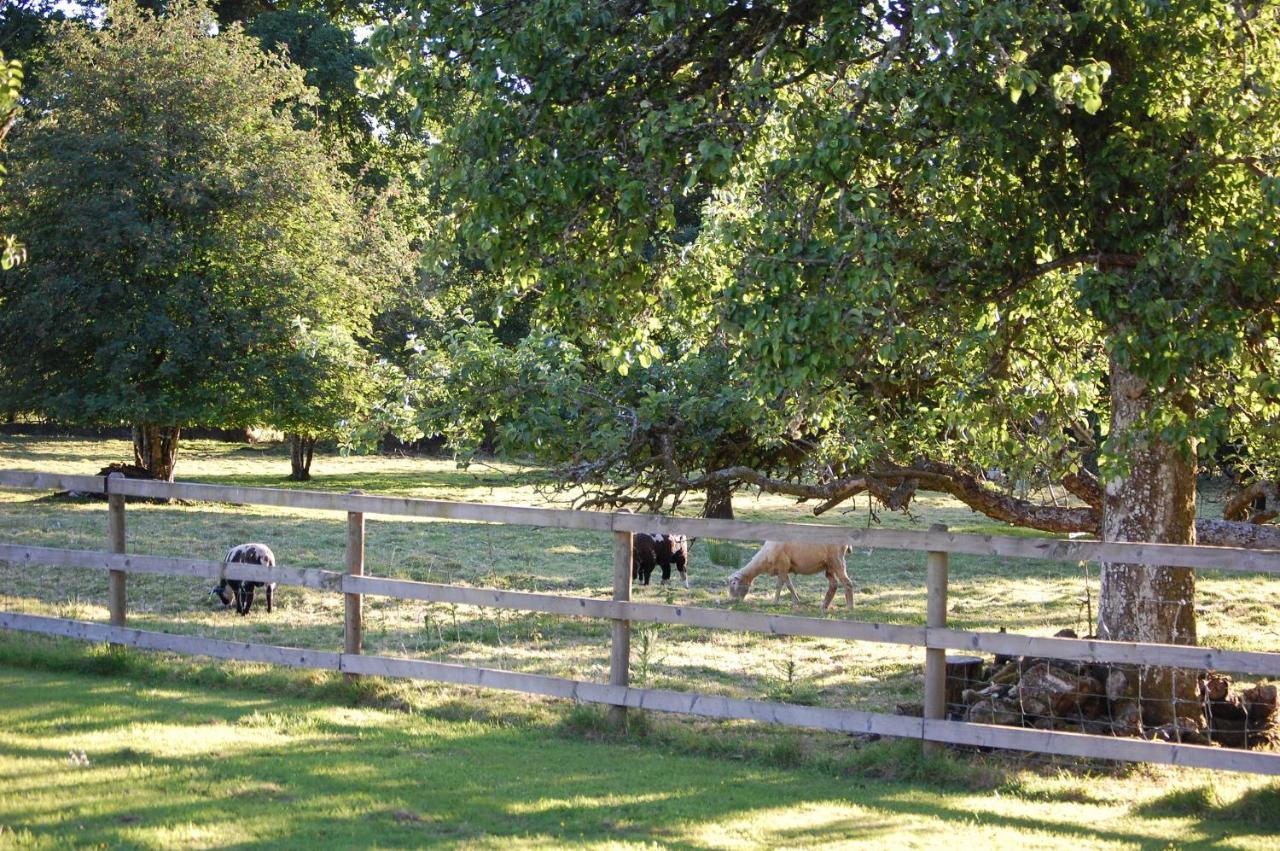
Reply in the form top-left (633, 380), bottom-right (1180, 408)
top-left (106, 472), bottom-right (126, 628)
top-left (923, 523), bottom-right (949, 755)
top-left (608, 528), bottom-right (632, 728)
top-left (344, 490), bottom-right (365, 678)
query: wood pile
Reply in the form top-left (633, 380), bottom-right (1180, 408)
top-left (933, 631), bottom-right (1278, 749)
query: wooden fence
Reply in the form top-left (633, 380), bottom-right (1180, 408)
top-left (1, 468), bottom-right (1279, 775)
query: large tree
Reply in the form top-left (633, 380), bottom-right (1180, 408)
top-left (0, 0), bottom-right (377, 480)
top-left (375, 2), bottom-right (1280, 723)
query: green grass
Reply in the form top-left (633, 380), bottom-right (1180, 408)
top-left (2, 664), bottom-right (1279, 849)
top-left (1, 434), bottom-right (1279, 846)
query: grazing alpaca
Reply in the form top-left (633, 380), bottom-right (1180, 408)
top-left (632, 533), bottom-right (690, 588)
top-left (726, 541), bottom-right (854, 612)
top-left (211, 543), bottom-right (276, 615)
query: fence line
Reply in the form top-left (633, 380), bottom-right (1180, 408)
top-left (2, 469), bottom-right (1279, 775)
top-left (2, 610), bottom-right (1276, 776)
top-left (9, 469), bottom-right (1276, 573)
top-left (8, 541), bottom-right (1279, 678)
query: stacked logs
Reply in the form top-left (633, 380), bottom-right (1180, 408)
top-left (1201, 674), bottom-right (1279, 749)
top-left (937, 632), bottom-right (1277, 748)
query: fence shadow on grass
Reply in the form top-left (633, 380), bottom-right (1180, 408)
top-left (3, 665), bottom-right (1248, 851)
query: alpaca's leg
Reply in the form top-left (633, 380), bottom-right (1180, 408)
top-left (773, 571), bottom-right (787, 603)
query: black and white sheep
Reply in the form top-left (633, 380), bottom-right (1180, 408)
top-left (632, 533), bottom-right (690, 588)
top-left (210, 543), bottom-right (276, 615)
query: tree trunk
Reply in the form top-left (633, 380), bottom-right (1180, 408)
top-left (703, 480), bottom-right (734, 519)
top-left (131, 424), bottom-right (181, 481)
top-left (288, 433), bottom-right (316, 482)
top-left (1097, 354), bottom-right (1198, 728)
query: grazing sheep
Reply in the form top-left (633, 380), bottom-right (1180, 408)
top-left (210, 543), bottom-right (276, 615)
top-left (632, 533), bottom-right (690, 588)
top-left (726, 541), bottom-right (854, 612)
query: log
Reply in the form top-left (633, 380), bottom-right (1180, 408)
top-left (1243, 683), bottom-right (1277, 724)
top-left (1017, 662), bottom-right (1103, 721)
top-left (945, 655), bottom-right (985, 716)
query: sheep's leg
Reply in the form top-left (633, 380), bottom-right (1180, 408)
top-left (821, 575), bottom-right (838, 611)
top-left (784, 573), bottom-right (806, 606)
top-left (266, 584), bottom-right (274, 614)
top-left (239, 584), bottom-right (255, 616)
top-left (834, 565), bottom-right (855, 612)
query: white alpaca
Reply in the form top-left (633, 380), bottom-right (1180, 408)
top-left (726, 541), bottom-right (854, 612)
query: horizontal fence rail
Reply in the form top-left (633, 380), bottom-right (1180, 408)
top-left (2, 610), bottom-right (1276, 776)
top-left (4, 469), bottom-right (1279, 572)
top-left (2, 468), bottom-right (1280, 776)
top-left (6, 541), bottom-right (1280, 677)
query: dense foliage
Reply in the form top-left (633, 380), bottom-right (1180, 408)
top-left (0, 0), bottom-right (380, 478)
top-left (374, 1), bottom-right (1280, 528)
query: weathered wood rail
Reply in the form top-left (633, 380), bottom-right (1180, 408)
top-left (1, 469), bottom-right (1279, 775)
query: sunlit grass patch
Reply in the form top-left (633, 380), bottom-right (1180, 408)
top-left (2, 435), bottom-right (1280, 846)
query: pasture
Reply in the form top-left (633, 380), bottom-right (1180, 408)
top-left (1, 434), bottom-right (1279, 847)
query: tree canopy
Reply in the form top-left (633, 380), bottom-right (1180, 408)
top-left (374, 1), bottom-right (1280, 720)
top-left (0, 0), bottom-right (380, 479)
top-left (373, 0), bottom-right (1280, 532)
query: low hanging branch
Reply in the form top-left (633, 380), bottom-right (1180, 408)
top-left (567, 441), bottom-right (1280, 550)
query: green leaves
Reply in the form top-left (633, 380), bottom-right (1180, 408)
top-left (0, 0), bottom-right (385, 437)
top-left (0, 51), bottom-right (21, 269)
top-left (1051, 60), bottom-right (1111, 114)
top-left (371, 0), bottom-right (1280, 499)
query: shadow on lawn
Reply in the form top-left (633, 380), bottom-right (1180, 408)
top-left (1, 667), bottom-right (1238, 851)
top-left (5, 665), bottom-right (1259, 849)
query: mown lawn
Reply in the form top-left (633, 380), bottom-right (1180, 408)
top-left (1, 664), bottom-right (1279, 849)
top-left (0, 434), bottom-right (1278, 848)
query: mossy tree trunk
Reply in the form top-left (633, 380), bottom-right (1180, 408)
top-left (703, 480), bottom-right (734, 519)
top-left (132, 424), bottom-right (181, 481)
top-left (289, 433), bottom-right (316, 482)
top-left (1097, 354), bottom-right (1198, 728)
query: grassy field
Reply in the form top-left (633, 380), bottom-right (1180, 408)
top-left (2, 664), bottom-right (1280, 849)
top-left (1, 434), bottom-right (1279, 847)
